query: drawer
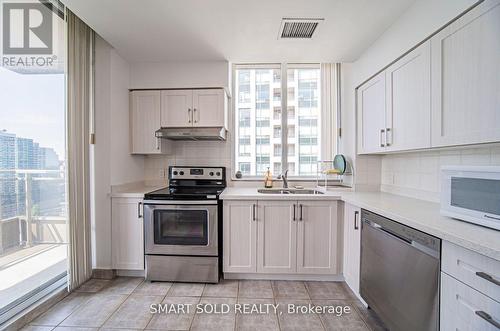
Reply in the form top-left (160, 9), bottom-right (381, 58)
top-left (442, 241), bottom-right (500, 302)
top-left (441, 272), bottom-right (500, 331)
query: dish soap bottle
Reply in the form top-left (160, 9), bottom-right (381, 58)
top-left (264, 167), bottom-right (273, 188)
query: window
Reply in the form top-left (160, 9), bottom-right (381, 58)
top-left (234, 64), bottom-right (328, 178)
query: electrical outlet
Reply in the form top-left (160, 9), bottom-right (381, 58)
top-left (158, 169), bottom-right (165, 179)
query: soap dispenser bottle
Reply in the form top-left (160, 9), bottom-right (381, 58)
top-left (264, 167), bottom-right (273, 188)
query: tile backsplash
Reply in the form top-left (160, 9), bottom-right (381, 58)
top-left (380, 145), bottom-right (500, 202)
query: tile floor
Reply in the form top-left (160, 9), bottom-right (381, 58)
top-left (22, 277), bottom-right (387, 331)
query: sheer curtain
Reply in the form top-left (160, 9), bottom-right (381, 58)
top-left (320, 63), bottom-right (340, 160)
top-left (66, 9), bottom-right (94, 290)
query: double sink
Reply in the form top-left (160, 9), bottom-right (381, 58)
top-left (257, 188), bottom-right (324, 195)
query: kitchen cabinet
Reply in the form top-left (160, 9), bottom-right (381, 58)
top-left (296, 200), bottom-right (339, 274)
top-left (343, 203), bottom-right (361, 294)
top-left (257, 200), bottom-right (297, 274)
top-left (385, 41), bottom-right (431, 152)
top-left (223, 199), bottom-right (340, 276)
top-left (111, 197), bottom-right (144, 270)
top-left (223, 201), bottom-right (257, 273)
top-left (130, 90), bottom-right (171, 154)
top-left (431, 0), bottom-right (500, 147)
top-left (357, 72), bottom-right (386, 154)
top-left (161, 88), bottom-right (227, 128)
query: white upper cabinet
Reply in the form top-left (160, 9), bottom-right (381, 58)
top-left (192, 89), bottom-right (226, 127)
top-left (357, 72), bottom-right (386, 154)
top-left (160, 88), bottom-right (227, 128)
top-left (296, 201), bottom-right (339, 274)
top-left (160, 89), bottom-right (193, 128)
top-left (130, 90), bottom-right (170, 154)
top-left (385, 41), bottom-right (431, 152)
top-left (431, 0), bottom-right (500, 147)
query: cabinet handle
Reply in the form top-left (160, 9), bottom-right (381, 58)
top-left (386, 128), bottom-right (392, 147)
top-left (252, 204), bottom-right (256, 221)
top-left (299, 204), bottom-right (303, 221)
top-left (156, 137), bottom-right (160, 150)
top-left (354, 210), bottom-right (359, 230)
top-left (188, 108), bottom-right (192, 123)
top-left (138, 202), bottom-right (143, 218)
top-left (293, 204), bottom-right (296, 221)
top-left (193, 108), bottom-right (198, 123)
top-left (475, 311), bottom-right (500, 329)
top-left (476, 271), bottom-right (500, 286)
top-left (380, 129), bottom-right (386, 147)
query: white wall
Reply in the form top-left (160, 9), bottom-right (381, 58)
top-left (340, 0), bottom-right (480, 192)
top-left (91, 35), bottom-right (144, 269)
top-left (129, 61), bottom-right (230, 89)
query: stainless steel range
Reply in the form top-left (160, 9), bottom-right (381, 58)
top-left (143, 166), bottom-right (226, 283)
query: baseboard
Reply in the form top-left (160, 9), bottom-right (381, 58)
top-left (92, 268), bottom-right (116, 280)
top-left (223, 273), bottom-right (344, 281)
top-left (116, 269), bottom-right (145, 277)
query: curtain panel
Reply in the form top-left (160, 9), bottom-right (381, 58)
top-left (66, 9), bottom-right (94, 290)
top-left (320, 63), bottom-right (340, 160)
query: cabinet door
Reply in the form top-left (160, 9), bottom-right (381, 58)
top-left (257, 200), bottom-right (297, 274)
top-left (223, 201), bottom-right (257, 273)
top-left (386, 41), bottom-right (431, 152)
top-left (343, 203), bottom-right (361, 294)
top-left (441, 272), bottom-right (500, 331)
top-left (111, 198), bottom-right (144, 270)
top-left (192, 89), bottom-right (225, 127)
top-left (296, 201), bottom-right (339, 274)
top-left (130, 91), bottom-right (167, 154)
top-left (357, 72), bottom-right (387, 154)
top-left (431, 0), bottom-right (500, 147)
top-left (160, 90), bottom-right (193, 127)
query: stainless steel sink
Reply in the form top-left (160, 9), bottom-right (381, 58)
top-left (257, 188), bottom-right (324, 195)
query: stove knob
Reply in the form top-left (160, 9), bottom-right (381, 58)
top-left (173, 171), bottom-right (178, 175)
top-left (179, 171), bottom-right (184, 175)
top-left (209, 172), bottom-right (214, 176)
top-left (216, 171), bottom-right (221, 176)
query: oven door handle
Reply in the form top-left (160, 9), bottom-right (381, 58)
top-left (143, 200), bottom-right (218, 205)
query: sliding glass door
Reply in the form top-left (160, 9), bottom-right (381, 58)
top-left (0, 0), bottom-right (67, 323)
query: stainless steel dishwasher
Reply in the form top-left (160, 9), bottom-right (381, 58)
top-left (360, 210), bottom-right (441, 331)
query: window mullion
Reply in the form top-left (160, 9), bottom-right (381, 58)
top-left (281, 63), bottom-right (288, 175)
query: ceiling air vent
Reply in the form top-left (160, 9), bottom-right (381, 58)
top-left (278, 18), bottom-right (324, 39)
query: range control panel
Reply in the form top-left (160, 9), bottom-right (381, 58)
top-left (169, 166), bottom-right (224, 180)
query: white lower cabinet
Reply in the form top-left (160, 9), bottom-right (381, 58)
top-left (111, 197), bottom-right (144, 270)
top-left (343, 203), bottom-right (361, 294)
top-left (223, 199), bottom-right (340, 276)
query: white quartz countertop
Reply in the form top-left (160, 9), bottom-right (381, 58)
top-left (110, 182), bottom-right (165, 198)
top-left (220, 187), bottom-right (500, 261)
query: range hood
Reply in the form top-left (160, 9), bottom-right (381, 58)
top-left (155, 127), bottom-right (227, 141)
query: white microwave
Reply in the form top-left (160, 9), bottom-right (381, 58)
top-left (441, 166), bottom-right (500, 230)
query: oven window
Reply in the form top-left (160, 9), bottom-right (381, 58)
top-left (451, 177), bottom-right (500, 215)
top-left (154, 209), bottom-right (209, 245)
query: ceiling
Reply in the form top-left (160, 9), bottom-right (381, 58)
top-left (60, 0), bottom-right (416, 63)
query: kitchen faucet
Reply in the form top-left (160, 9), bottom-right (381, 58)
top-left (278, 169), bottom-right (289, 188)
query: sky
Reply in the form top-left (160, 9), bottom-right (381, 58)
top-left (0, 66), bottom-right (66, 159)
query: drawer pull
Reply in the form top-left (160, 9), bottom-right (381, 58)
top-left (476, 271), bottom-right (500, 286)
top-left (475, 311), bottom-right (500, 329)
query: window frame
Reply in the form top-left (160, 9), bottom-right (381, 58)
top-left (231, 63), bottom-right (335, 181)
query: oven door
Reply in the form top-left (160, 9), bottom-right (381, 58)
top-left (143, 200), bottom-right (218, 256)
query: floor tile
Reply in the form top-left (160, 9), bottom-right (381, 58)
top-left (103, 294), bottom-right (163, 329)
top-left (53, 327), bottom-right (98, 331)
top-left (351, 301), bottom-right (388, 331)
top-left (20, 326), bottom-right (54, 331)
top-left (74, 279), bottom-right (110, 293)
top-left (133, 281), bottom-right (173, 296)
top-left (276, 299), bottom-right (324, 331)
top-left (60, 294), bottom-right (127, 328)
top-left (203, 280), bottom-right (238, 298)
top-left (305, 282), bottom-right (353, 300)
top-left (167, 283), bottom-right (205, 297)
top-left (31, 293), bottom-right (92, 326)
top-left (238, 280), bottom-right (273, 299)
top-left (313, 300), bottom-right (368, 331)
top-left (146, 296), bottom-right (200, 330)
top-left (235, 298), bottom-right (279, 331)
top-left (272, 281), bottom-right (309, 299)
top-left (99, 277), bottom-right (143, 295)
top-left (190, 297), bottom-right (237, 331)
